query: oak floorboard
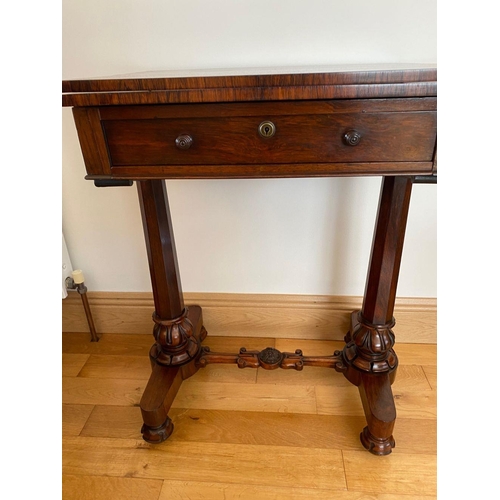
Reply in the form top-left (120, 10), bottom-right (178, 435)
top-left (80, 406), bottom-right (435, 455)
top-left (256, 364), bottom-right (432, 390)
top-left (159, 480), bottom-right (436, 500)
top-left (80, 405), bottom-right (144, 439)
top-left (315, 385), bottom-right (436, 420)
top-left (422, 365), bottom-right (437, 389)
top-left (391, 365), bottom-right (433, 391)
top-left (62, 437), bottom-right (347, 490)
top-left (62, 404), bottom-right (95, 437)
top-left (343, 450), bottom-right (437, 496)
top-left (62, 353), bottom-right (90, 377)
top-left (62, 333), bottom-right (152, 356)
top-left (391, 390), bottom-right (437, 420)
top-left (62, 333), bottom-right (96, 351)
top-left (62, 376), bottom-right (147, 406)
top-left (169, 410), bottom-right (436, 455)
top-left (395, 344), bottom-right (437, 366)
top-left (257, 365), bottom-right (352, 387)
top-left (78, 354), bottom-right (152, 380)
top-left (391, 418), bottom-right (436, 455)
top-left (190, 363), bottom-right (258, 384)
top-left (62, 474), bottom-right (163, 500)
top-left (173, 380), bottom-right (317, 414)
top-left (82, 405), bottom-right (363, 449)
top-left (315, 384), bottom-right (364, 416)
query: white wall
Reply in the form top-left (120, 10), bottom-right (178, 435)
top-left (62, 0), bottom-right (437, 297)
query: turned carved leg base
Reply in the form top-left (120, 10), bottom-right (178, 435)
top-left (140, 305), bottom-right (206, 443)
top-left (343, 311), bottom-right (398, 455)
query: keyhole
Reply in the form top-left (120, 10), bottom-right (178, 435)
top-left (259, 121), bottom-right (276, 138)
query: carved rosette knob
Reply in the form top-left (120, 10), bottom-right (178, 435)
top-left (343, 129), bottom-right (362, 146)
top-left (175, 134), bottom-right (193, 150)
top-left (258, 347), bottom-right (284, 370)
top-left (150, 308), bottom-right (200, 366)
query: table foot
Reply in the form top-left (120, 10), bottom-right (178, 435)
top-left (139, 364), bottom-right (182, 441)
top-left (360, 426), bottom-right (395, 456)
top-left (358, 370), bottom-right (396, 455)
top-left (141, 418), bottom-right (174, 444)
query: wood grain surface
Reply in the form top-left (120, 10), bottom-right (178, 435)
top-left (62, 66), bottom-right (437, 106)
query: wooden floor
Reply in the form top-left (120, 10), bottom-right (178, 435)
top-left (62, 332), bottom-right (437, 499)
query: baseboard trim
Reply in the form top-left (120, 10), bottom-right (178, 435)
top-left (62, 291), bottom-right (436, 343)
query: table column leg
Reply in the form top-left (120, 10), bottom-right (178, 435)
top-left (343, 176), bottom-right (413, 455)
top-left (136, 180), bottom-right (205, 443)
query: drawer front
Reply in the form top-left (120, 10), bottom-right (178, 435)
top-left (75, 99), bottom-right (436, 178)
top-left (104, 112), bottom-right (436, 166)
top-left (102, 108), bottom-right (436, 167)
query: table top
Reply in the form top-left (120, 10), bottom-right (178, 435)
top-left (62, 64), bottom-right (437, 107)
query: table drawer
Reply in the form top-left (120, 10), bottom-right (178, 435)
top-left (75, 99), bottom-right (437, 178)
top-left (104, 100), bottom-right (436, 165)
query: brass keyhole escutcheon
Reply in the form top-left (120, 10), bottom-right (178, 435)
top-left (258, 121), bottom-right (276, 138)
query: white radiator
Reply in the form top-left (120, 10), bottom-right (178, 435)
top-left (62, 233), bottom-right (74, 299)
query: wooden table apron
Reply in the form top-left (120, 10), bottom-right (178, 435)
top-left (63, 66), bottom-right (437, 455)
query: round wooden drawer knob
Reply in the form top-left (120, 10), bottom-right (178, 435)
top-left (343, 130), bottom-right (362, 146)
top-left (175, 134), bottom-right (193, 150)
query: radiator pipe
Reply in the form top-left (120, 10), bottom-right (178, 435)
top-left (66, 270), bottom-right (99, 342)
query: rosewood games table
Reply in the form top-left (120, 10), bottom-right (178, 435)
top-left (62, 65), bottom-right (437, 455)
